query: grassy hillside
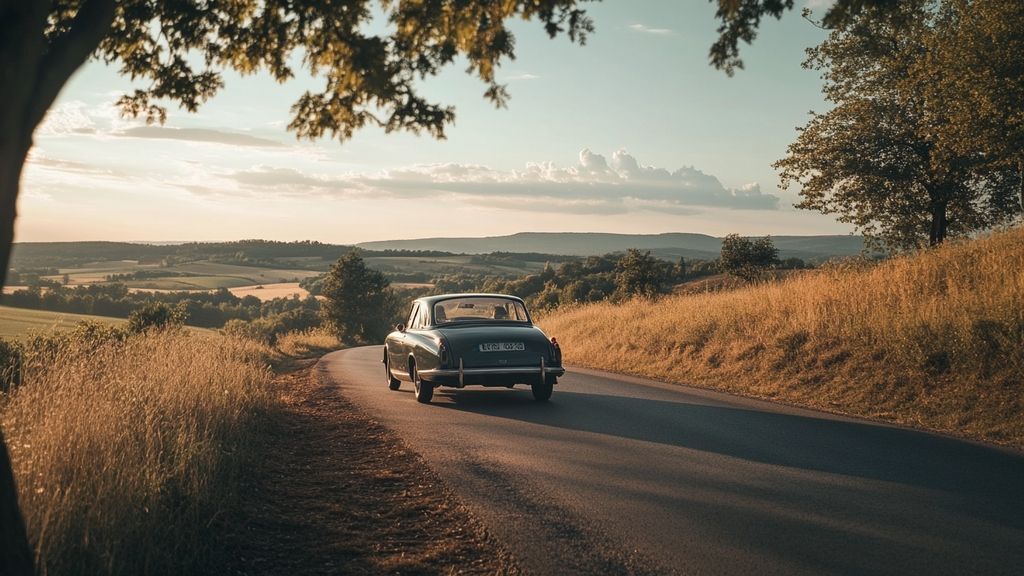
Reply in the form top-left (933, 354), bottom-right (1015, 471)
top-left (540, 227), bottom-right (1024, 448)
top-left (0, 305), bottom-right (125, 338)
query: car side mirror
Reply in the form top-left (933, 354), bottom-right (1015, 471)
top-left (396, 323), bottom-right (406, 333)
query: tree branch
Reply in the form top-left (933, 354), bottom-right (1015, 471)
top-left (24, 0), bottom-right (116, 136)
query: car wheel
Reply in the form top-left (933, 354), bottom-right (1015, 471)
top-left (531, 378), bottom-right (553, 402)
top-left (411, 361), bottom-right (434, 404)
top-left (385, 355), bottom-right (400, 391)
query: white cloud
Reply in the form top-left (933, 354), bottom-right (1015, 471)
top-left (348, 149), bottom-right (779, 212)
top-left (25, 142), bottom-right (778, 220)
top-left (206, 148), bottom-right (779, 213)
top-left (37, 101), bottom-right (97, 136)
top-left (503, 72), bottom-right (541, 82)
top-left (116, 126), bottom-right (283, 147)
top-left (628, 24), bottom-right (675, 36)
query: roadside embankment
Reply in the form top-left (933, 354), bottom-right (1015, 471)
top-left (1, 327), bottom-right (274, 574)
top-left (540, 228), bottom-right (1024, 448)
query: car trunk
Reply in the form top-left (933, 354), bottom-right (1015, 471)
top-left (439, 324), bottom-right (551, 369)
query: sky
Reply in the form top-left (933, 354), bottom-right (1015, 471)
top-left (17, 0), bottom-right (852, 244)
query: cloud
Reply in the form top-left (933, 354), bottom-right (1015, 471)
top-left (352, 149), bottom-right (779, 212)
top-left (503, 72), bottom-right (541, 82)
top-left (37, 101), bottom-right (97, 136)
top-left (628, 24), bottom-right (675, 36)
top-left (116, 126), bottom-right (284, 147)
top-left (225, 165), bottom-right (368, 199)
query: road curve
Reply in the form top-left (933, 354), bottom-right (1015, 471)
top-left (319, 346), bottom-right (1024, 575)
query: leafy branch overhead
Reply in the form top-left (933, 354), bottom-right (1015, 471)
top-left (84, 0), bottom-right (596, 141)
top-left (708, 0), bottom-right (901, 74)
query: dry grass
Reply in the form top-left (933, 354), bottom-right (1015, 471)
top-left (1, 327), bottom-right (274, 575)
top-left (273, 327), bottom-right (340, 359)
top-left (541, 227), bottom-right (1024, 448)
top-left (228, 282), bottom-right (310, 302)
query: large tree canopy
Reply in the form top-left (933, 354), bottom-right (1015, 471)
top-left (913, 0), bottom-right (1024, 208)
top-left (774, 0), bottom-right (1022, 250)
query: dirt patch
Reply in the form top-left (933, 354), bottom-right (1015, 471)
top-left (213, 361), bottom-right (519, 575)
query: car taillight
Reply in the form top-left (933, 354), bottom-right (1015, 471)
top-left (550, 337), bottom-right (561, 364)
top-left (439, 340), bottom-right (450, 367)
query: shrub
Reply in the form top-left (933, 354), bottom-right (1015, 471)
top-left (127, 302), bottom-right (187, 333)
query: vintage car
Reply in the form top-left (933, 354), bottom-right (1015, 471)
top-left (383, 293), bottom-right (564, 403)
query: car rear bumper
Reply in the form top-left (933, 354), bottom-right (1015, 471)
top-left (419, 359), bottom-right (564, 387)
top-left (419, 366), bottom-right (565, 378)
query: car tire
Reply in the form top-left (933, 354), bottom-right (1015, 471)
top-left (385, 355), bottom-right (400, 390)
top-left (531, 378), bottom-right (553, 402)
top-left (412, 362), bottom-right (433, 404)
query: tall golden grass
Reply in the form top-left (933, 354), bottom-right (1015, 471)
top-left (541, 227), bottom-right (1024, 447)
top-left (1, 327), bottom-right (273, 575)
top-left (273, 327), bottom-right (341, 358)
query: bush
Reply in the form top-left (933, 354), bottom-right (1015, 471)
top-left (719, 234), bottom-right (780, 281)
top-left (127, 302), bottom-right (187, 333)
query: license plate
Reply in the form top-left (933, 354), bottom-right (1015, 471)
top-left (479, 342), bottom-right (525, 352)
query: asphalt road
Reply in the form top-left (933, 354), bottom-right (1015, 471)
top-left (320, 347), bottom-right (1024, 575)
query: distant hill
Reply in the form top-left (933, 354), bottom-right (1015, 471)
top-left (357, 232), bottom-right (867, 261)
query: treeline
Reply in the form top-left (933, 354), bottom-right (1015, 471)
top-left (435, 240), bottom-right (811, 310)
top-left (428, 251), bottom-right (713, 310)
top-left (1, 283), bottom-right (319, 330)
top-left (480, 251), bottom-right (711, 309)
top-left (9, 239), bottom-right (472, 272)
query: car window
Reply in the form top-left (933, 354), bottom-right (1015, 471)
top-left (417, 304), bottom-right (430, 329)
top-left (433, 297), bottom-right (530, 324)
top-left (406, 303), bottom-right (420, 328)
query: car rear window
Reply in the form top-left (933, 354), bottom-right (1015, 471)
top-left (433, 297), bottom-right (529, 325)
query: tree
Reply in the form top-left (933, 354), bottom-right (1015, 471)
top-left (320, 252), bottom-right (393, 346)
top-left (913, 0), bottom-right (1024, 213)
top-left (615, 249), bottom-right (670, 299)
top-left (774, 0), bottom-right (1021, 250)
top-left (719, 234), bottom-right (779, 281)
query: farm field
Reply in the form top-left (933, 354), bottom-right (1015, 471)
top-left (0, 305), bottom-right (125, 338)
top-left (363, 255), bottom-right (548, 277)
top-left (229, 282), bottom-right (310, 301)
top-left (168, 261), bottom-right (320, 283)
top-left (32, 259), bottom-right (322, 291)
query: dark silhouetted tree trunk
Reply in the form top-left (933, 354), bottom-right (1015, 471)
top-left (1, 2), bottom-right (117, 573)
top-left (929, 201), bottom-right (948, 246)
top-left (0, 430), bottom-right (33, 576)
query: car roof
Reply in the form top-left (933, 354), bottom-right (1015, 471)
top-left (414, 293), bottom-right (526, 307)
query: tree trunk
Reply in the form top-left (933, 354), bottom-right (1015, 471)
top-left (0, 141), bottom-right (34, 576)
top-left (1018, 159), bottom-right (1023, 215)
top-left (0, 2), bottom-right (117, 572)
top-left (928, 201), bottom-right (948, 246)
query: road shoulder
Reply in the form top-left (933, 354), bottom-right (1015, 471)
top-left (213, 359), bottom-right (520, 575)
